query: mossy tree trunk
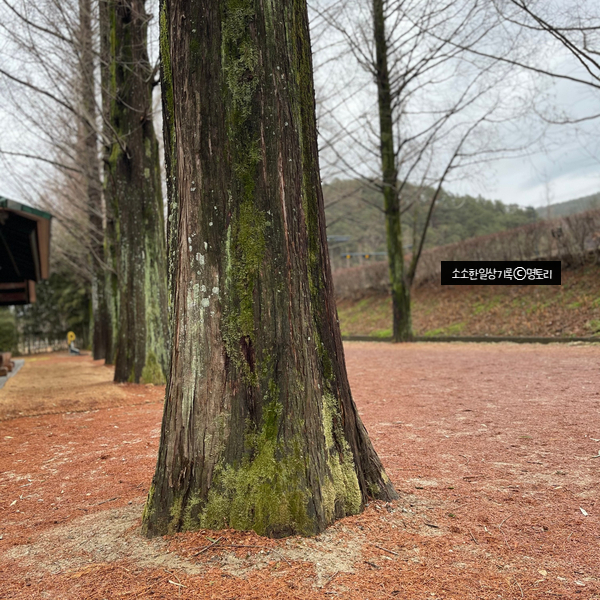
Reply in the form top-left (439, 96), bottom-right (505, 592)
top-left (102, 217), bottom-right (118, 365)
top-left (142, 0), bottom-right (398, 538)
top-left (373, 0), bottom-right (412, 342)
top-left (78, 0), bottom-right (112, 360)
top-left (99, 0), bottom-right (168, 382)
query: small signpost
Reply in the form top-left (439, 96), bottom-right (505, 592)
top-left (67, 331), bottom-right (80, 355)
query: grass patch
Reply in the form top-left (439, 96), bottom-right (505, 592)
top-left (472, 295), bottom-right (503, 315)
top-left (335, 263), bottom-right (600, 338)
top-left (424, 322), bottom-right (466, 337)
top-left (586, 319), bottom-right (600, 334)
top-left (373, 328), bottom-right (392, 338)
top-left (355, 298), bottom-right (371, 310)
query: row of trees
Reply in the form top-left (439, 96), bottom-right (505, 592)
top-left (0, 0), bottom-right (168, 382)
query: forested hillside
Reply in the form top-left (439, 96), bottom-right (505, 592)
top-left (535, 192), bottom-right (600, 219)
top-left (323, 179), bottom-right (538, 263)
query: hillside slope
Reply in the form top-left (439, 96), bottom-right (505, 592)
top-left (537, 192), bottom-right (600, 219)
top-left (336, 264), bottom-right (600, 338)
top-left (323, 179), bottom-right (537, 263)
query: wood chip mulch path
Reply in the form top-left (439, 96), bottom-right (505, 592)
top-left (0, 344), bottom-right (598, 599)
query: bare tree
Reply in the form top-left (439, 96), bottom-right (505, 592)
top-left (0, 0), bottom-right (169, 378)
top-left (0, 0), bottom-right (112, 354)
top-left (311, 0), bottom-right (537, 340)
top-left (480, 0), bottom-right (600, 98)
top-left (422, 0), bottom-right (600, 140)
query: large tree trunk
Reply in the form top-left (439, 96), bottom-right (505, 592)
top-left (99, 0), bottom-right (169, 382)
top-left (142, 0), bottom-right (398, 539)
top-left (373, 0), bottom-right (412, 342)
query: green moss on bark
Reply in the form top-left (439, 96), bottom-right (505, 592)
top-left (198, 399), bottom-right (312, 537)
top-left (222, 200), bottom-right (266, 378)
top-left (168, 494), bottom-right (184, 534)
top-left (141, 351), bottom-right (166, 384)
top-left (183, 493), bottom-right (202, 531)
top-left (219, 0), bottom-right (267, 379)
top-left (141, 483), bottom-right (156, 526)
top-left (222, 0), bottom-right (259, 121)
top-left (234, 201), bottom-right (266, 335)
top-left (321, 392), bottom-right (362, 520)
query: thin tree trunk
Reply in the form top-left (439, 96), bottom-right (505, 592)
top-left (78, 0), bottom-right (112, 360)
top-left (103, 215), bottom-right (117, 365)
top-left (142, 0), bottom-right (397, 539)
top-left (99, 0), bottom-right (168, 382)
top-left (373, 0), bottom-right (412, 342)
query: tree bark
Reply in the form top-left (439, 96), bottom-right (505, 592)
top-left (102, 214), bottom-right (118, 365)
top-left (142, 0), bottom-right (397, 538)
top-left (77, 0), bottom-right (112, 360)
top-left (373, 0), bottom-right (412, 342)
top-left (99, 0), bottom-right (169, 382)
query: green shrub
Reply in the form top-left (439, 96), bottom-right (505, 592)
top-left (0, 308), bottom-right (18, 353)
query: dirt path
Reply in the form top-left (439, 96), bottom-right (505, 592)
top-left (0, 353), bottom-right (161, 420)
top-left (0, 345), bottom-right (598, 599)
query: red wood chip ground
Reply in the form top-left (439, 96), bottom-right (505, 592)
top-left (0, 344), bottom-right (598, 599)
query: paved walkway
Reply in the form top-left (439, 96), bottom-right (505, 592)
top-left (0, 359), bottom-right (24, 390)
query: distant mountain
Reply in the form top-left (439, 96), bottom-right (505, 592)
top-left (323, 179), bottom-right (538, 267)
top-left (536, 192), bottom-right (600, 219)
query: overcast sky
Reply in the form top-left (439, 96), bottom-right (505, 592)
top-left (310, 0), bottom-right (600, 210)
top-left (447, 74), bottom-right (600, 208)
top-left (0, 0), bottom-right (598, 211)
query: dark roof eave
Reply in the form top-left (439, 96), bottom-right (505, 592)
top-left (0, 196), bottom-right (52, 221)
